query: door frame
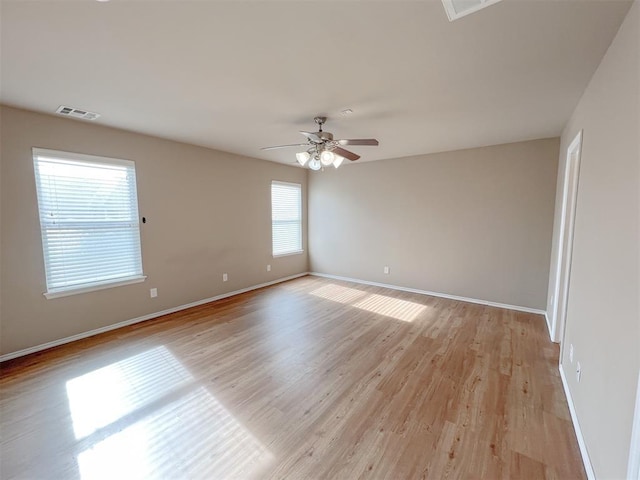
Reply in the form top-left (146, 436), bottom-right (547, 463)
top-left (629, 372), bottom-right (640, 479)
top-left (551, 130), bottom-right (583, 346)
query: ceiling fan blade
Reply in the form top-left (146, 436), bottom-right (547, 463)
top-left (337, 139), bottom-right (379, 146)
top-left (299, 131), bottom-right (323, 143)
top-left (333, 146), bottom-right (360, 161)
top-left (261, 143), bottom-right (309, 151)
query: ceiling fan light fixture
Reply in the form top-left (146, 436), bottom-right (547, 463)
top-left (308, 157), bottom-right (322, 171)
top-left (261, 116), bottom-right (378, 171)
top-left (296, 151), bottom-right (310, 166)
top-left (320, 150), bottom-right (335, 166)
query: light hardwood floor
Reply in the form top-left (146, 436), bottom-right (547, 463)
top-left (0, 276), bottom-right (585, 479)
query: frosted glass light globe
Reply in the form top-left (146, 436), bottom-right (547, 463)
top-left (320, 150), bottom-right (335, 166)
top-left (296, 151), bottom-right (310, 166)
top-left (309, 157), bottom-right (322, 171)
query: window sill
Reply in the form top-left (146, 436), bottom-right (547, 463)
top-left (44, 275), bottom-right (147, 299)
top-left (272, 250), bottom-right (305, 258)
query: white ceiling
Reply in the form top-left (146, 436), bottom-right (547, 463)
top-left (0, 0), bottom-right (632, 165)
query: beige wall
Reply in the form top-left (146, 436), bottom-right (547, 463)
top-left (551, 1), bottom-right (639, 477)
top-left (0, 106), bottom-right (308, 356)
top-left (308, 138), bottom-right (559, 310)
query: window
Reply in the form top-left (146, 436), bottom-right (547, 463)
top-left (33, 148), bottom-right (145, 298)
top-left (271, 181), bottom-right (302, 256)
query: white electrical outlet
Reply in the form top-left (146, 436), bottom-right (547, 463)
top-left (150, 288), bottom-right (158, 298)
top-left (569, 344), bottom-right (574, 363)
top-left (223, 273), bottom-right (228, 282)
top-left (383, 266), bottom-right (390, 274)
top-left (267, 264), bottom-right (271, 272)
top-left (576, 362), bottom-right (582, 382)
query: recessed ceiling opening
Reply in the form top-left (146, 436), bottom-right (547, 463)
top-left (441, 0), bottom-right (503, 21)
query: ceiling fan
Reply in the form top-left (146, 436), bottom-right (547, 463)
top-left (261, 116), bottom-right (379, 170)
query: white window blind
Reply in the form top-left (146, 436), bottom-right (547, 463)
top-left (271, 181), bottom-right (302, 256)
top-left (32, 148), bottom-right (145, 297)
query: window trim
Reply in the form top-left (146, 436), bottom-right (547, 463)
top-left (271, 180), bottom-right (304, 258)
top-left (32, 148), bottom-right (146, 298)
top-left (43, 275), bottom-right (147, 299)
top-left (272, 249), bottom-right (304, 259)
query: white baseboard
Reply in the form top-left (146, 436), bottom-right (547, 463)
top-left (559, 364), bottom-right (596, 480)
top-left (309, 272), bottom-right (546, 316)
top-left (0, 272), bottom-right (309, 363)
top-left (1, 271), bottom-right (547, 362)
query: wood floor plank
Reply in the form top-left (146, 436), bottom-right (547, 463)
top-left (0, 276), bottom-right (585, 479)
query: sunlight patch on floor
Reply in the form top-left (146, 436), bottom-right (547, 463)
top-left (310, 283), bottom-right (428, 322)
top-left (66, 346), bottom-right (190, 440)
top-left (66, 346), bottom-right (272, 479)
top-left (352, 293), bottom-right (427, 322)
top-left (309, 284), bottom-right (368, 304)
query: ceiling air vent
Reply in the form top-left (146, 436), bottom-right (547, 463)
top-left (55, 105), bottom-right (100, 121)
top-left (441, 0), bottom-right (502, 21)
